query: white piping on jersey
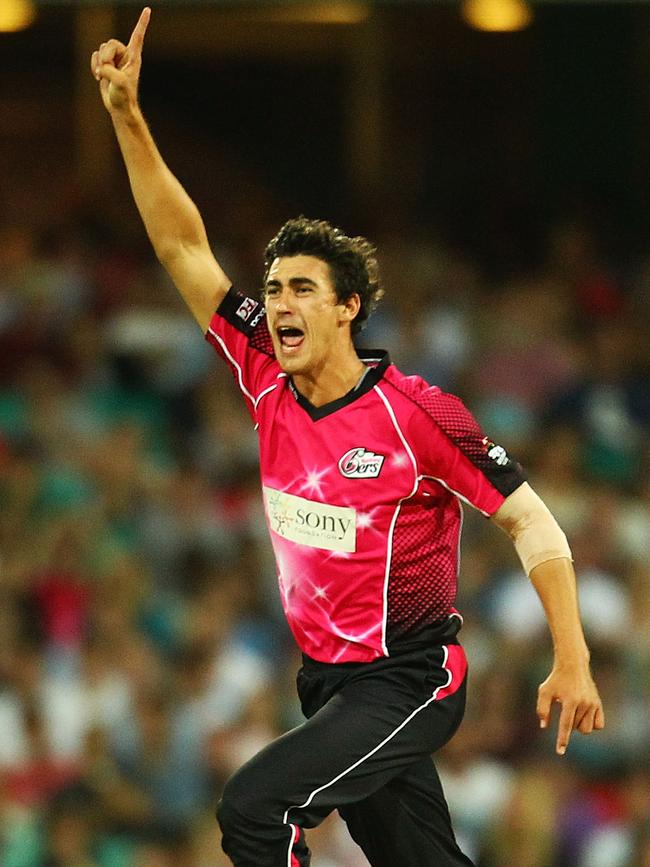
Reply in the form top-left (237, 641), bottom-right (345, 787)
top-left (398, 475), bottom-right (466, 589)
top-left (253, 383), bottom-right (278, 411)
top-left (449, 610), bottom-right (464, 626)
top-left (208, 331), bottom-right (287, 423)
top-left (453, 497), bottom-right (464, 579)
top-left (254, 378), bottom-right (286, 429)
top-left (282, 644), bottom-right (453, 848)
top-left (420, 480), bottom-right (466, 574)
top-left (253, 384), bottom-right (278, 431)
top-left (373, 385), bottom-right (419, 657)
top-left (208, 329), bottom-right (255, 407)
top-left (421, 474), bottom-right (490, 518)
top-left (421, 474), bottom-right (472, 584)
top-left (328, 618), bottom-right (386, 647)
top-left (287, 823), bottom-right (298, 867)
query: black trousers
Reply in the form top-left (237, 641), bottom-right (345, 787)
top-left (217, 642), bottom-right (475, 866)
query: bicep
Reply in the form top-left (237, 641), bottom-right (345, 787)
top-left (161, 241), bottom-right (232, 332)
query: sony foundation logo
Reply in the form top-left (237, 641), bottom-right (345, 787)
top-left (263, 486), bottom-right (356, 553)
top-left (338, 447), bottom-right (385, 479)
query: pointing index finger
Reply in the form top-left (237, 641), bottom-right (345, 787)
top-left (556, 702), bottom-right (577, 756)
top-left (127, 7), bottom-right (151, 53)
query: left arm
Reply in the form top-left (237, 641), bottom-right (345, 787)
top-left (491, 483), bottom-right (605, 755)
top-left (528, 557), bottom-right (605, 754)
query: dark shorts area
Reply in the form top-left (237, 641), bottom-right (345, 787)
top-left (217, 643), bottom-right (475, 867)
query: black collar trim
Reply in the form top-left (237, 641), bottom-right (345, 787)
top-left (288, 350), bottom-right (390, 421)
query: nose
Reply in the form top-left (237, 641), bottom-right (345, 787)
top-left (275, 288), bottom-right (292, 313)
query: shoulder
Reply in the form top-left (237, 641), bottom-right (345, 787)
top-left (206, 286), bottom-right (276, 361)
top-left (380, 365), bottom-right (526, 501)
top-left (382, 366), bottom-right (479, 437)
top-left (213, 287), bottom-right (268, 337)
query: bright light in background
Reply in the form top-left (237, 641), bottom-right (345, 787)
top-left (261, 2), bottom-right (370, 25)
top-left (462, 0), bottom-right (533, 32)
top-left (0, 0), bottom-right (36, 32)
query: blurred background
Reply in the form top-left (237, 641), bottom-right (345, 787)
top-left (1, 1), bottom-right (649, 865)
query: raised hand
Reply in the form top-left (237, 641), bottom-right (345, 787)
top-left (91, 7), bottom-right (151, 114)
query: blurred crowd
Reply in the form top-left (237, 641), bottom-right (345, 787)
top-left (1, 192), bottom-right (649, 867)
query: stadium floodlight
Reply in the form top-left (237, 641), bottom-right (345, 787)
top-left (0, 0), bottom-right (36, 31)
top-left (462, 0), bottom-right (533, 31)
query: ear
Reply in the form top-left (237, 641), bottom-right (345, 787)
top-left (339, 293), bottom-right (361, 326)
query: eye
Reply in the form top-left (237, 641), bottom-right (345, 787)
top-left (264, 285), bottom-right (280, 297)
top-left (295, 285), bottom-right (312, 294)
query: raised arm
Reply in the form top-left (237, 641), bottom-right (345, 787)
top-left (491, 482), bottom-right (605, 755)
top-left (91, 7), bottom-right (231, 331)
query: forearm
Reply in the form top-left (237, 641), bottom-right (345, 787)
top-left (111, 106), bottom-right (208, 263)
top-left (490, 484), bottom-right (604, 750)
top-left (529, 557), bottom-right (590, 666)
top-left (92, 9), bottom-right (230, 330)
top-left (530, 557), bottom-right (603, 753)
top-left (491, 482), bottom-right (591, 665)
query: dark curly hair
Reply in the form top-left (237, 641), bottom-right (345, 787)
top-left (263, 216), bottom-right (383, 335)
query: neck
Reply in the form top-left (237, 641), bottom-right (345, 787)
top-left (292, 347), bottom-right (367, 407)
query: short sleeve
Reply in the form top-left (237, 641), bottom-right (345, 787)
top-left (205, 287), bottom-right (280, 422)
top-left (407, 388), bottom-right (526, 516)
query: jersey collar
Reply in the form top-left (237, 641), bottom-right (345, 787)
top-left (288, 350), bottom-right (390, 421)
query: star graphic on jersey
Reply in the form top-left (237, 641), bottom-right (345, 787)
top-left (322, 549), bottom-right (351, 564)
top-left (329, 618), bottom-right (386, 662)
top-left (298, 466), bottom-right (329, 497)
top-left (305, 577), bottom-right (336, 610)
top-left (392, 452), bottom-right (408, 467)
top-left (355, 507), bottom-right (385, 541)
top-left (357, 511), bottom-right (374, 529)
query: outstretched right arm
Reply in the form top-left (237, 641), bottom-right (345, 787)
top-left (91, 7), bottom-right (230, 332)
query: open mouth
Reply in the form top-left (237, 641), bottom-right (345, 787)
top-left (277, 326), bottom-right (305, 351)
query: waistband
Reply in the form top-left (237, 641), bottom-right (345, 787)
top-left (301, 614), bottom-right (463, 671)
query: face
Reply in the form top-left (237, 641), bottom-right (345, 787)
top-left (264, 255), bottom-right (359, 377)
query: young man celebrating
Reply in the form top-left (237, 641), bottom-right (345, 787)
top-left (91, 10), bottom-right (604, 866)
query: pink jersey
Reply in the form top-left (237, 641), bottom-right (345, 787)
top-left (206, 288), bottom-right (525, 663)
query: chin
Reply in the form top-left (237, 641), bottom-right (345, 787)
top-left (278, 355), bottom-right (308, 375)
top-left (273, 342), bottom-right (308, 375)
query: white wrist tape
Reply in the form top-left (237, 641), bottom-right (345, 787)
top-left (491, 482), bottom-right (572, 576)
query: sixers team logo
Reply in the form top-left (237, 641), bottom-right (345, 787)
top-left (338, 447), bottom-right (385, 479)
